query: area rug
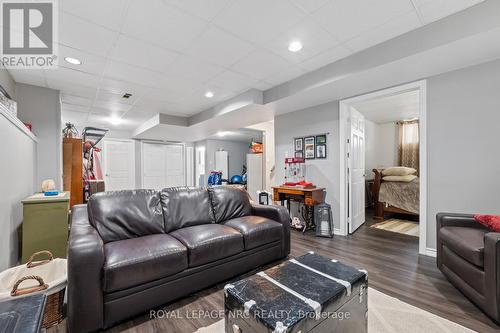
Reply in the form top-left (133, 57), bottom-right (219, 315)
top-left (370, 218), bottom-right (419, 237)
top-left (194, 288), bottom-right (475, 333)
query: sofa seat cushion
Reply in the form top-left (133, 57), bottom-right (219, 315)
top-left (440, 226), bottom-right (487, 267)
top-left (169, 224), bottom-right (244, 267)
top-left (224, 216), bottom-right (283, 250)
top-left (104, 234), bottom-right (187, 292)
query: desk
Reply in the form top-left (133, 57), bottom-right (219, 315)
top-left (272, 186), bottom-right (325, 232)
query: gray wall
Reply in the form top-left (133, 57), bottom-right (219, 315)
top-left (0, 65), bottom-right (15, 98)
top-left (364, 120), bottom-right (398, 179)
top-left (205, 139), bottom-right (249, 179)
top-left (426, 58), bottom-right (500, 248)
top-left (16, 83), bottom-right (62, 190)
top-left (274, 102), bottom-right (340, 229)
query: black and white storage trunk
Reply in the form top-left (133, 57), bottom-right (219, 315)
top-left (224, 252), bottom-right (368, 333)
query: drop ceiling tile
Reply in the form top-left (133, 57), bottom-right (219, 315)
top-left (61, 94), bottom-right (93, 107)
top-left (163, 56), bottom-right (225, 84)
top-left (61, 103), bottom-right (91, 113)
top-left (108, 35), bottom-right (180, 73)
top-left (44, 67), bottom-right (101, 89)
top-left (99, 77), bottom-right (152, 96)
top-left (58, 84), bottom-right (98, 99)
top-left (213, 0), bottom-right (307, 44)
top-left (185, 26), bottom-right (255, 67)
top-left (413, 0), bottom-right (484, 24)
top-left (103, 60), bottom-right (166, 88)
top-left (291, 0), bottom-right (330, 14)
top-left (60, 0), bottom-right (128, 31)
top-left (163, 0), bottom-right (232, 21)
top-left (264, 65), bottom-right (307, 86)
top-left (208, 70), bottom-right (258, 94)
top-left (62, 109), bottom-right (89, 124)
top-left (8, 69), bottom-right (46, 86)
top-left (58, 44), bottom-right (107, 75)
top-left (299, 44), bottom-right (352, 71)
top-left (133, 98), bottom-right (186, 115)
top-left (345, 11), bottom-right (421, 52)
top-left (230, 49), bottom-right (292, 81)
top-left (312, 0), bottom-right (415, 43)
top-left (60, 13), bottom-right (119, 57)
top-left (121, 0), bottom-right (208, 52)
top-left (264, 19), bottom-right (339, 64)
top-left (95, 89), bottom-right (141, 105)
top-left (92, 100), bottom-right (133, 113)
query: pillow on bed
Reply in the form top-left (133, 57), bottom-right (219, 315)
top-left (382, 167), bottom-right (417, 176)
top-left (382, 175), bottom-right (418, 182)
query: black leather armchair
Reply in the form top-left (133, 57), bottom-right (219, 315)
top-left (67, 187), bottom-right (290, 332)
top-left (436, 213), bottom-right (500, 323)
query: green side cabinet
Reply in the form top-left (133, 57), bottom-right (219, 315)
top-left (21, 192), bottom-right (70, 263)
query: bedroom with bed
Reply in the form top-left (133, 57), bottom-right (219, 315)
top-left (351, 88), bottom-right (422, 238)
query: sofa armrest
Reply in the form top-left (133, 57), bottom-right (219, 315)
top-left (436, 212), bottom-right (485, 229)
top-left (484, 232), bottom-right (500, 320)
top-left (67, 205), bottom-right (105, 333)
top-left (252, 204), bottom-right (291, 257)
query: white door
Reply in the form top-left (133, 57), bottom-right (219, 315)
top-left (349, 107), bottom-right (366, 233)
top-left (246, 154), bottom-right (263, 201)
top-left (165, 144), bottom-right (185, 187)
top-left (215, 150), bottom-right (228, 179)
top-left (103, 140), bottom-right (135, 191)
top-left (142, 143), bottom-right (166, 190)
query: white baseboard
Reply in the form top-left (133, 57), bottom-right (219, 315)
top-left (334, 228), bottom-right (342, 236)
top-left (425, 248), bottom-right (437, 257)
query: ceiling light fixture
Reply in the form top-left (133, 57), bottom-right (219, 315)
top-left (288, 41), bottom-right (303, 52)
top-left (108, 115), bottom-right (122, 126)
top-left (205, 91), bottom-right (214, 98)
top-left (64, 57), bottom-right (82, 65)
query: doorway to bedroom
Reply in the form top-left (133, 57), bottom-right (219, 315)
top-left (339, 81), bottom-right (428, 255)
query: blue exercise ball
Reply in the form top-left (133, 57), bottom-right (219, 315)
top-left (230, 175), bottom-right (243, 184)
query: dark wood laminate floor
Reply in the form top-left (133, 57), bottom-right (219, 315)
top-left (50, 225), bottom-right (499, 333)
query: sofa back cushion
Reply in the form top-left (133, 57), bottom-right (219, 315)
top-left (161, 187), bottom-right (215, 233)
top-left (87, 190), bottom-right (165, 243)
top-left (209, 186), bottom-right (252, 223)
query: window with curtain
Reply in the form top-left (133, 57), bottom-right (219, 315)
top-left (397, 120), bottom-right (419, 171)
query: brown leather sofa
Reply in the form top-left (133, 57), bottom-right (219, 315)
top-left (67, 186), bottom-right (290, 333)
top-left (437, 213), bottom-right (500, 323)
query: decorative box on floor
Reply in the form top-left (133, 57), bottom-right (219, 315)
top-left (0, 294), bottom-right (46, 333)
top-left (224, 252), bottom-right (368, 333)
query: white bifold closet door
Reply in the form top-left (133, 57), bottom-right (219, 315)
top-left (142, 143), bottom-right (185, 190)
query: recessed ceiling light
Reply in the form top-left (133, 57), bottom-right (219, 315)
top-left (288, 41), bottom-right (303, 52)
top-left (108, 115), bottom-right (122, 126)
top-left (64, 57), bottom-right (82, 65)
top-left (217, 131), bottom-right (229, 137)
top-left (205, 91), bottom-right (214, 98)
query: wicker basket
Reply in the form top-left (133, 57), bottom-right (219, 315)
top-left (2, 251), bottom-right (67, 328)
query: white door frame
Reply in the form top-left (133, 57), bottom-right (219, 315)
top-left (101, 138), bottom-right (136, 190)
top-left (339, 80), bottom-right (428, 256)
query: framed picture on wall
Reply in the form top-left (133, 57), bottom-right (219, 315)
top-left (304, 136), bottom-right (315, 159)
top-left (294, 138), bottom-right (303, 151)
top-left (316, 145), bottom-right (327, 159)
top-left (316, 134), bottom-right (327, 145)
top-left (295, 151), bottom-right (303, 158)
